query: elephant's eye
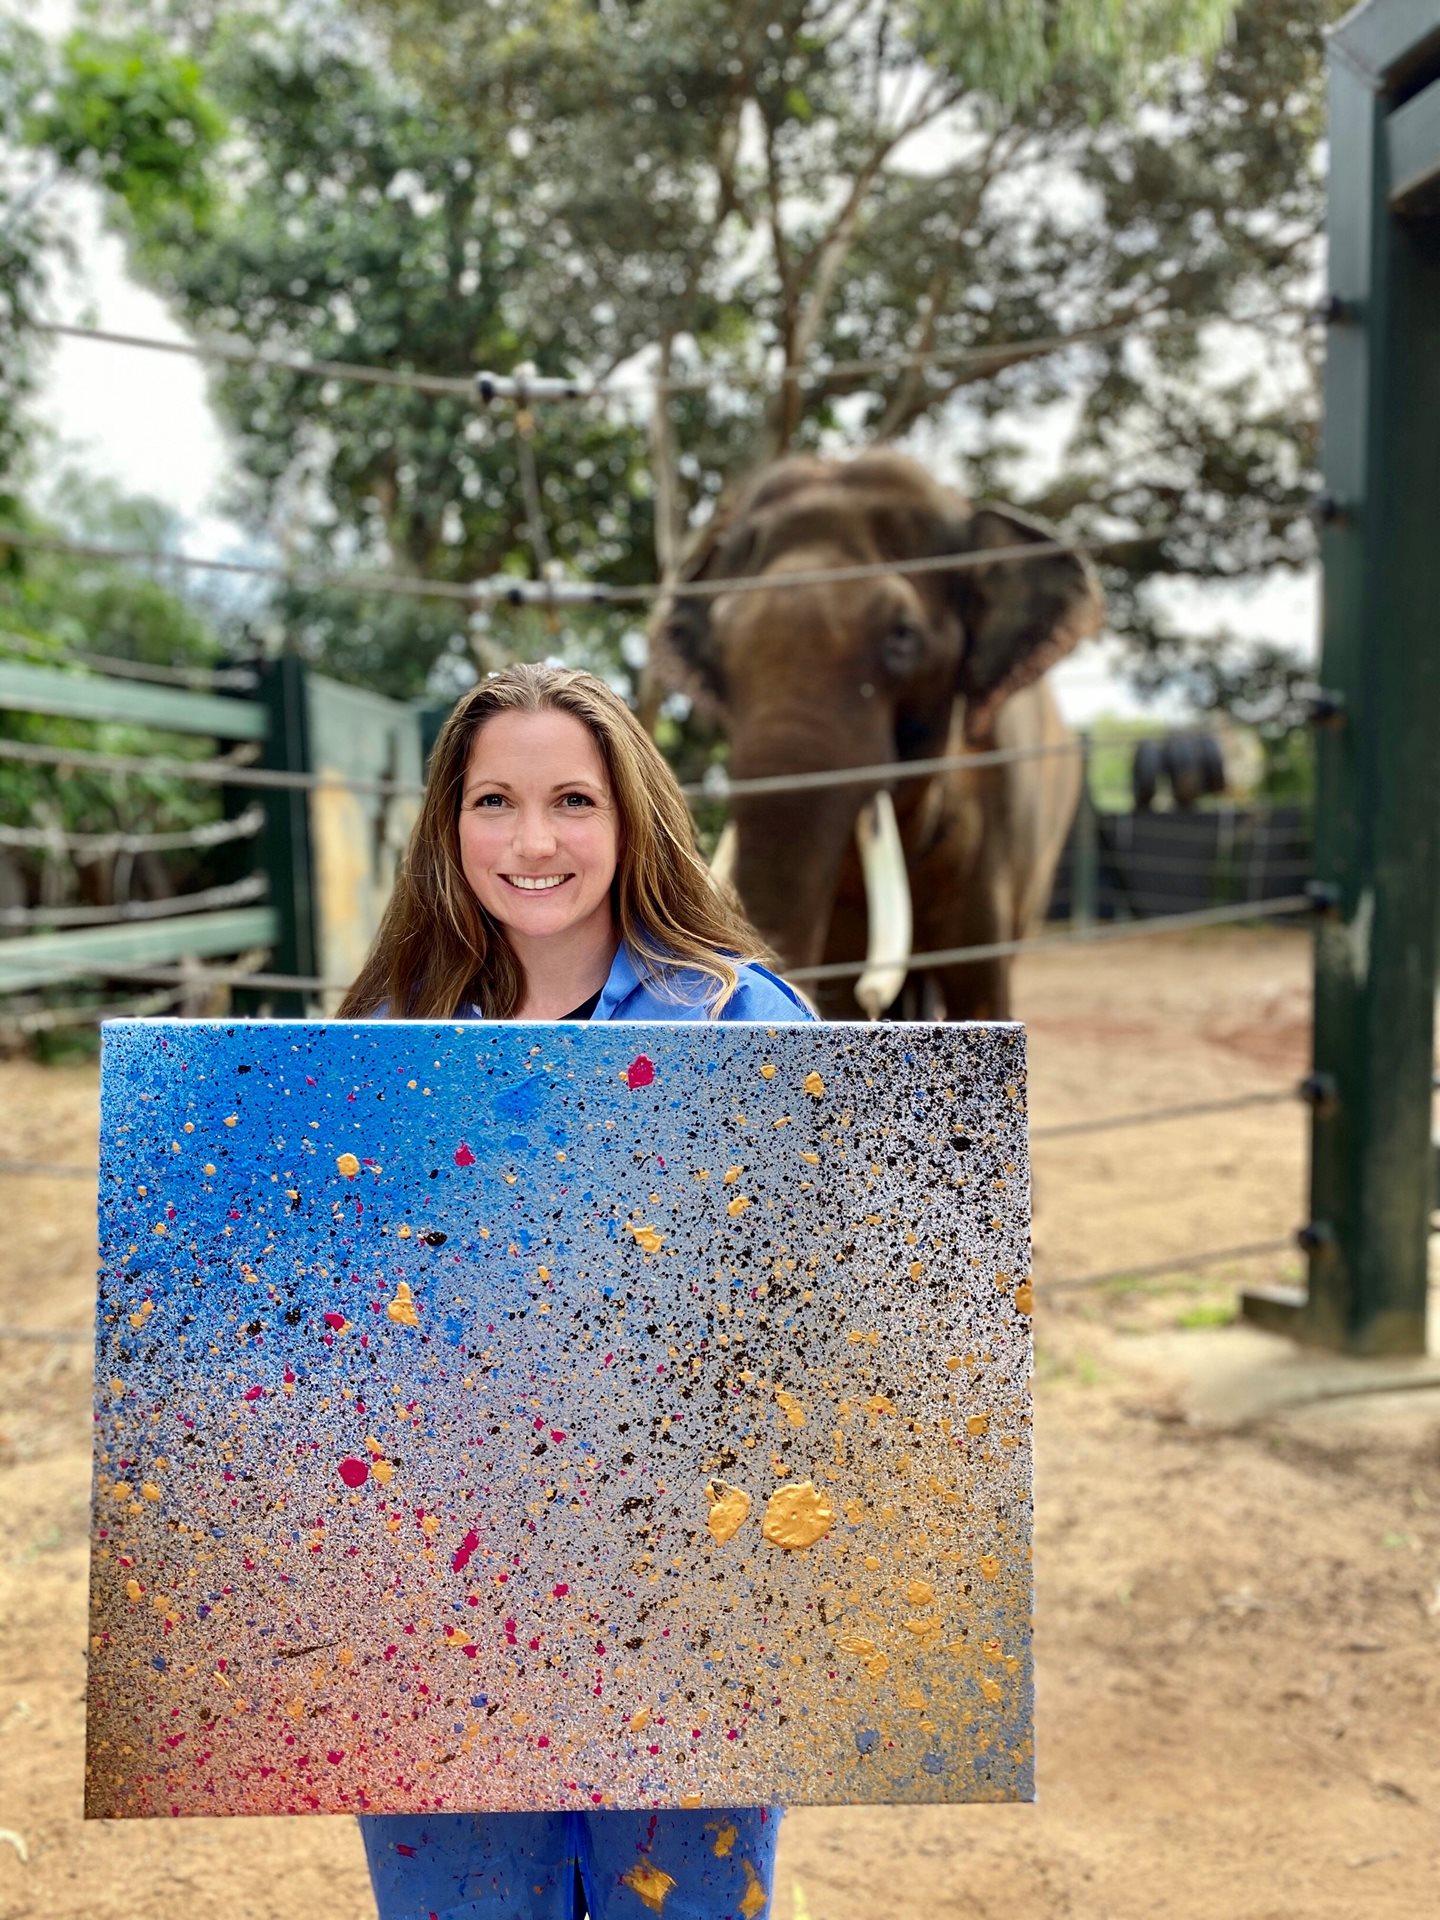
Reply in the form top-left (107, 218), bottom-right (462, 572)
top-left (879, 619), bottom-right (926, 676)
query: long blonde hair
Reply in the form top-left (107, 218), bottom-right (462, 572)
top-left (338, 663), bottom-right (770, 1019)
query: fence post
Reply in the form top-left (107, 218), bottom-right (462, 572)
top-left (1072, 729), bottom-right (1098, 932)
top-left (237, 654), bottom-right (316, 1018)
top-left (1244, 0), bottom-right (1440, 1354)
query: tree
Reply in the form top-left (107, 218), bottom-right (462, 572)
top-left (66, 0), bottom-right (1336, 735)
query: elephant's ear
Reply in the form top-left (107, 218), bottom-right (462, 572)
top-left (949, 506), bottom-right (1104, 744)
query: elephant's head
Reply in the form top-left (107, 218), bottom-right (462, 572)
top-left (650, 451), bottom-right (1103, 983)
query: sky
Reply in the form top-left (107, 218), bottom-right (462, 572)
top-left (20, 0), bottom-right (1318, 726)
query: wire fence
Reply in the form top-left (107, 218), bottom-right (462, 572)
top-left (0, 518), bottom-right (1183, 614)
top-left (36, 308), bottom-right (1211, 406)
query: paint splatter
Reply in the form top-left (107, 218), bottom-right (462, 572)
top-left (738, 1859), bottom-right (769, 1917)
top-left (761, 1481), bottom-right (835, 1550)
top-left (707, 1820), bottom-right (738, 1857)
top-left (626, 1055), bottom-right (656, 1090)
top-left (705, 1481), bottom-right (752, 1545)
top-left (803, 1070), bottom-right (825, 1098)
top-left (387, 1281), bottom-right (420, 1327)
top-left (621, 1861), bottom-right (676, 1911)
top-left (88, 1018), bottom-right (1033, 1819)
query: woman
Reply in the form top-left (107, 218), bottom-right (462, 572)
top-left (339, 662), bottom-right (814, 1918)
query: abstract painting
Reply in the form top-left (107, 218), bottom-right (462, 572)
top-left (86, 1019), bottom-right (1033, 1818)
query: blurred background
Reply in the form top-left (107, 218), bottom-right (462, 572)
top-left (1, 0), bottom-right (1436, 1913)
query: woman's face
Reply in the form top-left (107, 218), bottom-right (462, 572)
top-left (458, 709), bottom-right (620, 949)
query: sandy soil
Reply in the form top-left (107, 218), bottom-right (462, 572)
top-left (1, 927), bottom-right (1436, 1920)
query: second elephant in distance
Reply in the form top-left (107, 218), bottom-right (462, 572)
top-left (651, 450), bottom-right (1104, 1021)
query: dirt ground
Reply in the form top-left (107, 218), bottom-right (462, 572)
top-left (2, 927), bottom-right (1437, 1920)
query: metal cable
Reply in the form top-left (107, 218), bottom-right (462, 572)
top-left (0, 983), bottom-right (190, 1036)
top-left (0, 728), bottom-right (1147, 799)
top-left (38, 310), bottom-right (1207, 406)
top-left (0, 892), bottom-right (1316, 1001)
top-left (0, 805), bottom-right (265, 860)
top-left (0, 873), bottom-right (266, 930)
top-left (0, 628), bottom-right (256, 690)
top-left (1031, 1086), bottom-right (1296, 1141)
top-left (0, 520), bottom-right (1182, 612)
top-left (785, 894), bottom-right (1314, 986)
top-left (1042, 1237), bottom-right (1296, 1293)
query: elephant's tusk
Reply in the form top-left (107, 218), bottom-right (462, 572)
top-left (854, 791), bottom-right (912, 1020)
top-left (709, 820), bottom-right (738, 890)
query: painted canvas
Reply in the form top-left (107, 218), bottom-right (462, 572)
top-left (86, 1019), bottom-right (1033, 1819)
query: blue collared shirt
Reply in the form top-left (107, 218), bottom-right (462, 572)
top-left (587, 943), bottom-right (817, 1024)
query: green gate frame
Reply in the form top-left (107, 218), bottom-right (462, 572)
top-left (1244, 0), bottom-right (1440, 1354)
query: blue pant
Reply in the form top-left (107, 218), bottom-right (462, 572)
top-left (359, 1806), bottom-right (782, 1919)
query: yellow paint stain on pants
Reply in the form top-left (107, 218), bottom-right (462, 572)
top-left (739, 1858), bottom-right (769, 1917)
top-left (621, 1860), bottom-right (677, 1911)
top-left (706, 1820), bottom-right (738, 1858)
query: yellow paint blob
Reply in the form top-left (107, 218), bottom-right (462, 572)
top-left (621, 1862), bottom-right (677, 1912)
top-left (803, 1071), bottom-right (825, 1098)
top-left (336, 1153), bottom-right (360, 1178)
top-left (799, 1151), bottom-right (819, 1165)
top-left (966, 1414), bottom-right (990, 1436)
top-left (980, 1677), bottom-right (1003, 1704)
top-left (739, 1860), bottom-right (768, 1918)
top-left (203, 1164), bottom-right (216, 1177)
top-left (759, 1064), bottom-right (777, 1080)
top-left (629, 1705), bottom-right (652, 1732)
top-left (1015, 1281), bottom-right (1034, 1314)
top-left (124, 1578), bottom-right (143, 1603)
top-left (387, 1282), bottom-right (420, 1327)
top-left (141, 1482), bottom-right (161, 1503)
top-left (627, 1222), bottom-right (664, 1255)
top-left (707, 1821), bottom-right (738, 1858)
top-left (904, 1578), bottom-right (935, 1606)
top-left (982, 1637), bottom-right (1004, 1662)
top-left (908, 1260), bottom-right (925, 1281)
top-left (773, 1389), bottom-right (806, 1429)
top-left (396, 1224), bottom-right (412, 1239)
top-left (371, 1461), bottom-right (394, 1487)
top-left (223, 1114), bottom-right (238, 1128)
top-left (978, 1553), bottom-right (1002, 1580)
top-left (761, 1481), bottom-right (835, 1551)
top-left (723, 1165), bottom-right (744, 1185)
top-left (705, 1481), bottom-right (751, 1545)
top-left (726, 1194), bottom-right (752, 1218)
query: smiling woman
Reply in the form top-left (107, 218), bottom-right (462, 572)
top-left (457, 708), bottom-right (622, 1019)
top-left (337, 662), bottom-right (810, 1024)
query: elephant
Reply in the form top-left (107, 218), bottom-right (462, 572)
top-left (650, 450), bottom-right (1104, 1021)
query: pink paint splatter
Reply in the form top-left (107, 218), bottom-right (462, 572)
top-left (326, 1750), bottom-right (345, 1765)
top-left (626, 1055), bottom-right (655, 1090)
top-left (454, 1142), bottom-right (476, 1168)
top-left (324, 1311), bottom-right (347, 1331)
top-left (452, 1529), bottom-right (479, 1573)
top-left (242, 1386), bottom-right (265, 1402)
top-left (337, 1458), bottom-right (369, 1489)
top-left (552, 1583), bottom-right (569, 1598)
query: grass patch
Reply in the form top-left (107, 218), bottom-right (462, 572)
top-left (1173, 1301), bottom-right (1238, 1331)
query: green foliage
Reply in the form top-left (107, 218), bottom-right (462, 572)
top-left (28, 29), bottom-right (226, 226)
